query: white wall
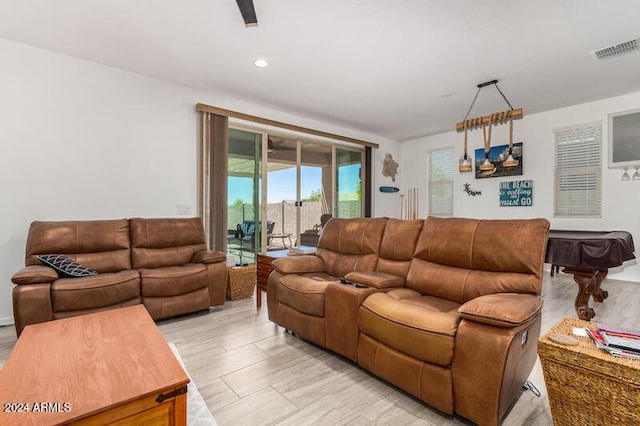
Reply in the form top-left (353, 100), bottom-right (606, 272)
top-left (401, 91), bottom-right (640, 282)
top-left (0, 38), bottom-right (399, 325)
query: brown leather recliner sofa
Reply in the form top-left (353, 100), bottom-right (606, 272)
top-left (267, 216), bottom-right (550, 426)
top-left (11, 217), bottom-right (227, 336)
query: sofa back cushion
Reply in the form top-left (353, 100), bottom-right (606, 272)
top-left (130, 218), bottom-right (207, 269)
top-left (26, 219), bottom-right (131, 273)
top-left (407, 217), bottom-right (550, 303)
top-left (316, 217), bottom-right (387, 277)
top-left (376, 219), bottom-right (424, 278)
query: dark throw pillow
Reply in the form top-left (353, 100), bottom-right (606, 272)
top-left (37, 254), bottom-right (98, 278)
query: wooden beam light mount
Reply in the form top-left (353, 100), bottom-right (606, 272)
top-left (456, 108), bottom-right (524, 132)
top-left (455, 79), bottom-right (524, 132)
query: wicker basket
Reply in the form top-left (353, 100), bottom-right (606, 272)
top-left (226, 265), bottom-right (256, 300)
top-left (538, 317), bottom-right (640, 426)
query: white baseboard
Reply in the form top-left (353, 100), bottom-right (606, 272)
top-left (0, 316), bottom-right (14, 327)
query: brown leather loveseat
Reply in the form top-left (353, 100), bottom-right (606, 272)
top-left (11, 217), bottom-right (227, 336)
top-left (267, 216), bottom-right (550, 426)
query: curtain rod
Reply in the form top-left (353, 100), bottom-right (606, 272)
top-left (195, 103), bottom-right (379, 149)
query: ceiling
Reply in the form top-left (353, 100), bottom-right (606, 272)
top-left (1, 0), bottom-right (639, 142)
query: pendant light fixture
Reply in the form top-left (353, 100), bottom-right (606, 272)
top-left (503, 115), bottom-right (519, 168)
top-left (459, 122), bottom-right (472, 172)
top-left (455, 80), bottom-right (524, 173)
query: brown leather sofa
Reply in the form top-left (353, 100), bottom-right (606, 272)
top-left (267, 216), bottom-right (550, 426)
top-left (11, 217), bottom-right (227, 336)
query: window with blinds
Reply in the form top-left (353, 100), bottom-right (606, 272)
top-left (554, 121), bottom-right (602, 217)
top-left (428, 147), bottom-right (454, 217)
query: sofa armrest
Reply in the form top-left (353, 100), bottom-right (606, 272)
top-left (191, 250), bottom-right (226, 264)
top-left (11, 265), bottom-right (58, 285)
top-left (458, 293), bottom-right (542, 328)
top-left (271, 256), bottom-right (324, 274)
top-left (344, 271), bottom-right (404, 289)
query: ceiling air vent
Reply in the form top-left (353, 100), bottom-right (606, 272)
top-left (593, 38), bottom-right (639, 60)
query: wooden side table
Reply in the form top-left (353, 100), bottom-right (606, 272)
top-left (256, 249), bottom-right (289, 308)
top-left (538, 317), bottom-right (640, 425)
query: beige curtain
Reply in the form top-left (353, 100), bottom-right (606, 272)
top-left (200, 112), bottom-right (228, 251)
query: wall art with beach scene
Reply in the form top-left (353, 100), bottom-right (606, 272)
top-left (474, 142), bottom-right (523, 179)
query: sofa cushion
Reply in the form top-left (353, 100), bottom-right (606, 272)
top-left (278, 273), bottom-right (339, 317)
top-left (271, 255), bottom-right (325, 274)
top-left (12, 265), bottom-right (59, 285)
top-left (359, 289), bottom-right (462, 367)
top-left (413, 217), bottom-right (550, 274)
top-left (37, 254), bottom-right (97, 278)
top-left (139, 264), bottom-right (209, 297)
top-left (407, 217), bottom-right (550, 303)
top-left (191, 250), bottom-right (226, 264)
top-left (315, 251), bottom-right (379, 279)
top-left (458, 293), bottom-right (543, 327)
top-left (52, 270), bottom-right (140, 313)
top-left (130, 217), bottom-right (208, 268)
top-left (316, 217), bottom-right (387, 277)
top-left (25, 219), bottom-right (132, 273)
top-left (143, 287), bottom-right (210, 320)
top-left (406, 258), bottom-right (543, 305)
top-left (344, 271), bottom-right (404, 289)
top-left (241, 221), bottom-right (255, 238)
top-left (376, 218), bottom-right (423, 278)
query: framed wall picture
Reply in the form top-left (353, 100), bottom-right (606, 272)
top-left (474, 142), bottom-right (523, 179)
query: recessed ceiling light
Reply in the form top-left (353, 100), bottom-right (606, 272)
top-left (253, 59), bottom-right (269, 68)
top-left (440, 92), bottom-right (453, 98)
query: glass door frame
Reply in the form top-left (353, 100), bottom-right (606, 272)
top-left (227, 127), bottom-right (263, 265)
top-left (228, 123), bottom-right (366, 253)
top-left (335, 146), bottom-right (364, 219)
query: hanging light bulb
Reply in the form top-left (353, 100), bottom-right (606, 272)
top-left (503, 115), bottom-right (519, 168)
top-left (479, 156), bottom-right (494, 171)
top-left (622, 168), bottom-right (631, 181)
top-left (633, 166), bottom-right (640, 181)
top-left (459, 154), bottom-right (472, 172)
top-left (459, 123), bottom-right (472, 172)
top-left (503, 150), bottom-right (518, 168)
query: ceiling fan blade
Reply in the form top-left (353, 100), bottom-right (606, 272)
top-left (236, 0), bottom-right (258, 27)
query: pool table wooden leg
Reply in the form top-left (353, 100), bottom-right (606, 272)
top-left (562, 268), bottom-right (608, 321)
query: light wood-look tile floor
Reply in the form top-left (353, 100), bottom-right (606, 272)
top-left (1, 272), bottom-right (639, 425)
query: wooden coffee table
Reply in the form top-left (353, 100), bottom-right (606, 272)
top-left (0, 305), bottom-right (189, 425)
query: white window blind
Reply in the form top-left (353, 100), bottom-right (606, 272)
top-left (554, 122), bottom-right (602, 217)
top-left (428, 147), bottom-right (454, 217)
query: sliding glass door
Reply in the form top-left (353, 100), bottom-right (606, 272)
top-left (228, 126), bottom-right (364, 256)
top-left (227, 128), bottom-right (262, 265)
top-left (299, 142), bottom-right (333, 246)
top-left (265, 137), bottom-right (297, 251)
top-left (336, 148), bottom-right (363, 218)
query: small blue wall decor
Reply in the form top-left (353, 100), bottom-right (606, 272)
top-left (499, 180), bottom-right (533, 207)
top-left (379, 186), bottom-right (400, 193)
